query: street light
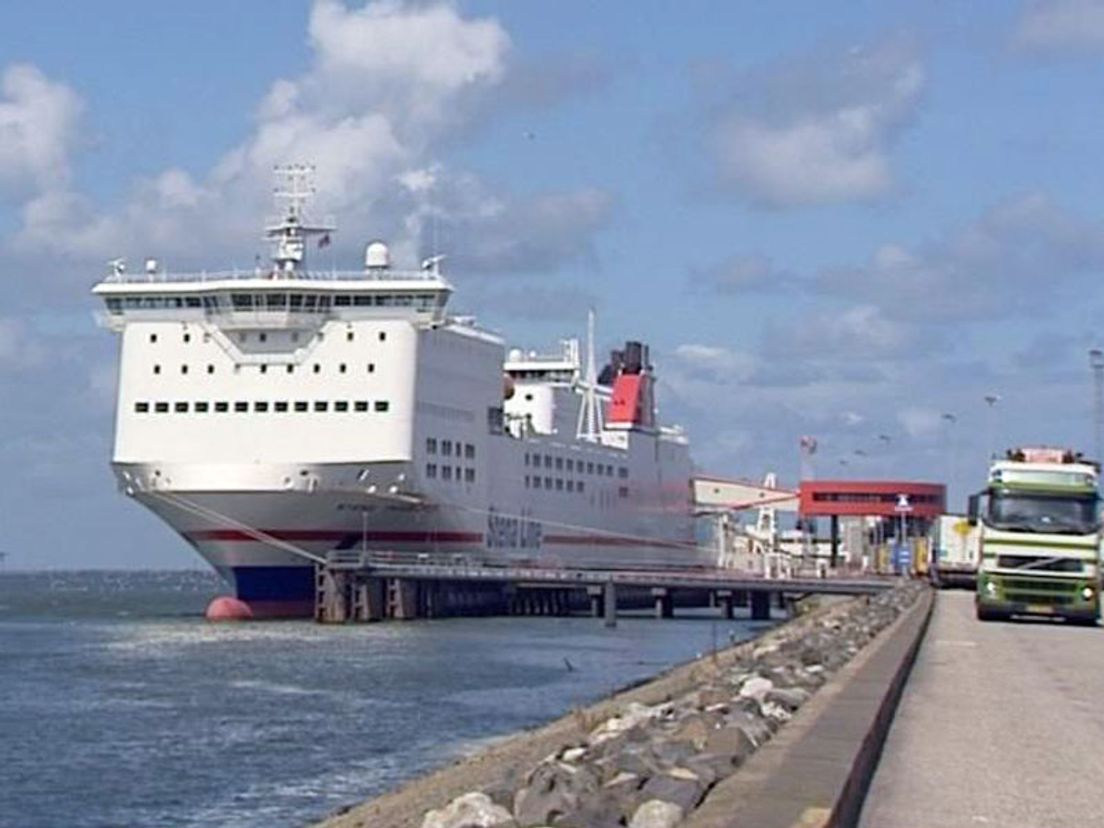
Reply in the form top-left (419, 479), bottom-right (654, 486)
top-left (941, 413), bottom-right (957, 508)
top-left (983, 394), bottom-right (1001, 460)
top-left (1090, 349), bottom-right (1104, 463)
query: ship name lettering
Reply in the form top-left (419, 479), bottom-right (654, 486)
top-left (486, 507), bottom-right (542, 550)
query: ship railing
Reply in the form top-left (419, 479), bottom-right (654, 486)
top-left (98, 267), bottom-right (445, 285)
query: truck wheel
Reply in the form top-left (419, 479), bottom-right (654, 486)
top-left (976, 605), bottom-right (1000, 622)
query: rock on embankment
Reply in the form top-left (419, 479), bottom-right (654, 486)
top-left (416, 583), bottom-right (924, 828)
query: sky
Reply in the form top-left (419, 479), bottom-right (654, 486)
top-left (3, 0), bottom-right (1104, 568)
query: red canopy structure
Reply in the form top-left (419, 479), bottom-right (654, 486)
top-left (798, 480), bottom-right (945, 518)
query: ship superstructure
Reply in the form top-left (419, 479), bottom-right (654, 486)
top-left (94, 167), bottom-right (706, 616)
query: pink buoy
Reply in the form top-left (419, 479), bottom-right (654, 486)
top-left (205, 596), bottom-right (254, 621)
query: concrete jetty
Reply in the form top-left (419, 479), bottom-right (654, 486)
top-left (313, 582), bottom-right (927, 828)
top-left (859, 590), bottom-right (1104, 827)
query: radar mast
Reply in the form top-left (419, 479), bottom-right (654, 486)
top-left (266, 164), bottom-right (335, 277)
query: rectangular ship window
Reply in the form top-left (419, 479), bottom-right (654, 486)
top-left (545, 477), bottom-right (552, 489)
top-left (427, 438), bottom-right (437, 454)
top-left (254, 402), bottom-right (269, 413)
top-left (194, 402), bottom-right (209, 413)
top-left (567, 480), bottom-right (574, 492)
top-left (619, 467), bottom-right (628, 479)
top-left (234, 402), bottom-right (248, 413)
top-left (442, 440), bottom-right (452, 456)
top-left (334, 401), bottom-right (349, 412)
top-left (524, 453), bottom-right (530, 467)
top-left (135, 402), bottom-right (149, 413)
top-left (442, 466), bottom-right (453, 481)
top-left (618, 486), bottom-right (629, 498)
top-left (355, 401), bottom-right (369, 412)
top-left (578, 481), bottom-right (585, 493)
top-left (532, 477), bottom-right (541, 489)
top-left (215, 401), bottom-right (229, 412)
top-left (294, 401), bottom-right (308, 412)
top-left (566, 459), bottom-right (574, 472)
top-left (587, 462), bottom-right (594, 474)
top-left (315, 401), bottom-right (329, 412)
top-left (464, 468), bottom-right (475, 483)
top-left (154, 402), bottom-right (169, 413)
top-left (175, 402), bottom-right (189, 413)
top-left (555, 457), bottom-right (563, 470)
top-left (465, 444), bottom-right (475, 460)
top-left (556, 479), bottom-right (564, 491)
top-left (544, 455), bottom-right (552, 468)
top-left (274, 401), bottom-right (288, 412)
top-left (426, 463), bottom-right (437, 478)
top-left (375, 401), bottom-right (389, 412)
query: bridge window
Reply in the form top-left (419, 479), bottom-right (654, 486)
top-left (234, 402), bottom-right (248, 413)
top-left (135, 402), bottom-right (149, 413)
top-left (334, 295), bottom-right (351, 307)
top-left (215, 401), bottom-right (229, 412)
top-left (315, 401), bottom-right (329, 412)
top-left (294, 401), bottom-right (308, 412)
top-left (374, 401), bottom-right (390, 413)
top-left (334, 401), bottom-right (349, 412)
top-left (175, 402), bottom-right (188, 413)
top-left (274, 401), bottom-right (288, 412)
top-left (355, 400), bottom-right (369, 412)
top-left (154, 402), bottom-right (169, 413)
top-left (195, 402), bottom-right (209, 413)
top-left (255, 402), bottom-right (269, 413)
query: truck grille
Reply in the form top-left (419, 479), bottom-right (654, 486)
top-left (1000, 576), bottom-right (1077, 605)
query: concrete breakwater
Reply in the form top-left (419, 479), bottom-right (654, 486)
top-left (315, 583), bottom-right (925, 828)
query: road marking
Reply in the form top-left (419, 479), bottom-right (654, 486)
top-left (932, 639), bottom-right (978, 647)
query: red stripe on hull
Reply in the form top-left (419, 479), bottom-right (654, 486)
top-left (187, 529), bottom-right (484, 544)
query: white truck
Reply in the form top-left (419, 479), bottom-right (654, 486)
top-left (929, 514), bottom-right (979, 589)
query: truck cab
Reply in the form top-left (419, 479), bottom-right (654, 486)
top-left (970, 447), bottom-right (1100, 624)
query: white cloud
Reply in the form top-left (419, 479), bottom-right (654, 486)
top-left (692, 253), bottom-right (796, 294)
top-left (765, 304), bottom-right (918, 360)
top-left (0, 64), bottom-right (82, 198)
top-left (9, 1), bottom-right (609, 282)
top-left (1012, 0), bottom-right (1104, 53)
top-left (818, 192), bottom-right (1104, 320)
top-left (706, 38), bottom-right (924, 207)
top-left (897, 407), bottom-right (942, 440)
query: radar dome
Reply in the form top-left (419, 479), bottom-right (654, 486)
top-left (365, 241), bottom-right (390, 270)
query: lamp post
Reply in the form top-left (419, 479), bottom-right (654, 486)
top-left (1090, 349), bottom-right (1104, 463)
top-left (983, 394), bottom-right (1000, 461)
top-left (941, 413), bottom-right (957, 508)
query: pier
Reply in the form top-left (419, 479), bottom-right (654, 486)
top-left (313, 550), bottom-right (895, 625)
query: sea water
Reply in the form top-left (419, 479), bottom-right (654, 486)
top-left (0, 571), bottom-right (767, 828)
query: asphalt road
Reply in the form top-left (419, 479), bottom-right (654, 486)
top-left (858, 590), bottom-right (1104, 828)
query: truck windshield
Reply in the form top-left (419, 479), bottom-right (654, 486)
top-left (987, 492), bottom-right (1098, 534)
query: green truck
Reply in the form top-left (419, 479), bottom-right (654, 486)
top-left (969, 447), bottom-right (1100, 624)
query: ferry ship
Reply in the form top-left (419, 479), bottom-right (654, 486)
top-left (93, 167), bottom-right (707, 617)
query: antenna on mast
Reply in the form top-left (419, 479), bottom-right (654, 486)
top-left (576, 308), bottom-right (604, 442)
top-left (266, 163), bottom-right (334, 277)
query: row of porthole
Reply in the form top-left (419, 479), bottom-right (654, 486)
top-left (133, 400), bottom-right (390, 414)
top-left (152, 362), bottom-right (376, 375)
top-left (147, 330), bottom-right (387, 344)
top-left (524, 451), bottom-right (627, 479)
